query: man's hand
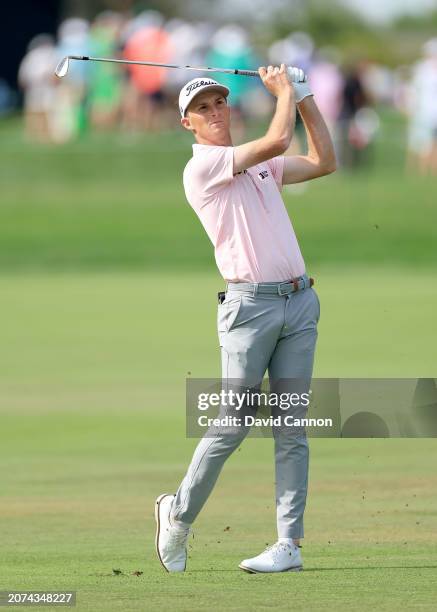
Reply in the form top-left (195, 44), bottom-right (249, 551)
top-left (286, 66), bottom-right (307, 84)
top-left (259, 64), bottom-right (294, 99)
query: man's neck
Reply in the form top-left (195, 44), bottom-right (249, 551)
top-left (195, 135), bottom-right (233, 146)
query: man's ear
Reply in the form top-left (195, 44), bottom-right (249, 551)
top-left (181, 116), bottom-right (194, 132)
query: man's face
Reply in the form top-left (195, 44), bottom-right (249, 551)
top-left (181, 90), bottom-right (231, 146)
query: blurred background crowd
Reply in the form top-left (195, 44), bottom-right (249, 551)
top-left (2, 0), bottom-right (437, 173)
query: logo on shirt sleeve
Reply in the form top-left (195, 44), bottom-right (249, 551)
top-left (258, 170), bottom-right (269, 180)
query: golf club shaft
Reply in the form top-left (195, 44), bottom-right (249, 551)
top-left (66, 55), bottom-right (259, 77)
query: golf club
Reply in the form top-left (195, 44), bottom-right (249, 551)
top-left (54, 55), bottom-right (307, 82)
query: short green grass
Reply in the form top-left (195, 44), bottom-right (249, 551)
top-left (1, 426), bottom-right (436, 611)
top-left (1, 271), bottom-right (436, 610)
top-left (0, 112), bottom-right (436, 271)
top-left (0, 114), bottom-right (436, 610)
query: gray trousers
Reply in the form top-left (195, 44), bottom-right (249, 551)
top-left (172, 276), bottom-right (319, 539)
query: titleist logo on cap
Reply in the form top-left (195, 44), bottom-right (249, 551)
top-left (185, 79), bottom-right (218, 96)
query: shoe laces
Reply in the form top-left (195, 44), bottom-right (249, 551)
top-left (166, 526), bottom-right (191, 551)
top-left (264, 541), bottom-right (294, 560)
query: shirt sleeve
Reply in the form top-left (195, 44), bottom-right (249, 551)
top-left (266, 156), bottom-right (285, 192)
top-left (187, 146), bottom-right (234, 198)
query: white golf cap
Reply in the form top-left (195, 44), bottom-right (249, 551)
top-left (179, 77), bottom-right (230, 117)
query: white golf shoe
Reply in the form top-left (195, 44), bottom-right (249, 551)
top-left (155, 493), bottom-right (190, 573)
top-left (239, 541), bottom-right (303, 573)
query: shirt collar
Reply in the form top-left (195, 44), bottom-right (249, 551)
top-left (192, 144), bottom-right (229, 154)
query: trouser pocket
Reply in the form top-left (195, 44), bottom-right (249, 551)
top-left (217, 295), bottom-right (243, 333)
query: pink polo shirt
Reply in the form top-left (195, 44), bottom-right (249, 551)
top-left (183, 144), bottom-right (306, 282)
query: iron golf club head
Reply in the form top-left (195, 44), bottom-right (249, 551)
top-left (55, 56), bottom-right (89, 78)
top-left (55, 56), bottom-right (69, 78)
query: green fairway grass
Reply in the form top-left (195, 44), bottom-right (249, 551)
top-left (1, 269), bottom-right (436, 395)
top-left (1, 421), bottom-right (436, 611)
top-left (0, 113), bottom-right (436, 271)
top-left (1, 270), bottom-right (436, 610)
top-left (0, 114), bottom-right (436, 610)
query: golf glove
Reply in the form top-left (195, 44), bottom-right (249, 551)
top-left (293, 81), bottom-right (313, 104)
top-left (286, 66), bottom-right (307, 83)
top-left (286, 66), bottom-right (313, 103)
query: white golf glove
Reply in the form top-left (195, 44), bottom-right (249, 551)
top-left (293, 81), bottom-right (313, 104)
top-left (286, 66), bottom-right (313, 104)
top-left (286, 66), bottom-right (307, 83)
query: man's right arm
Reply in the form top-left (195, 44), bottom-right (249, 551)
top-left (233, 64), bottom-right (296, 174)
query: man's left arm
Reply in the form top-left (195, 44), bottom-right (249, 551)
top-left (282, 89), bottom-right (337, 184)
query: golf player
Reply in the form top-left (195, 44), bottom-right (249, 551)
top-left (155, 64), bottom-right (336, 573)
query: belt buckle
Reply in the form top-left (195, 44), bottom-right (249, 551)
top-left (278, 281), bottom-right (291, 296)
